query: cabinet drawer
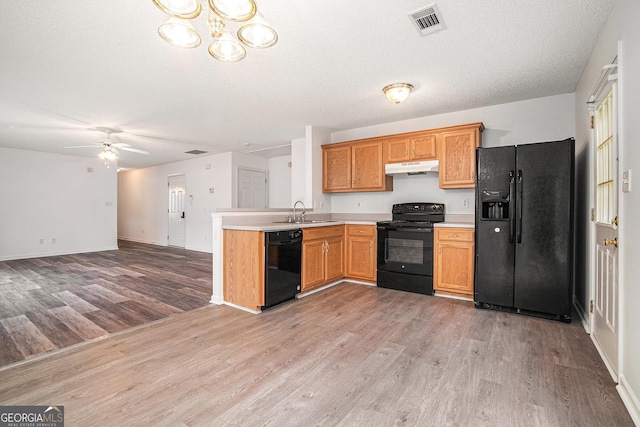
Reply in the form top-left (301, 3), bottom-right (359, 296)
top-left (303, 225), bottom-right (344, 241)
top-left (435, 228), bottom-right (474, 242)
top-left (346, 224), bottom-right (375, 237)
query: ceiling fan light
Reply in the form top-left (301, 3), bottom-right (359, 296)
top-left (152, 0), bottom-right (202, 19)
top-left (209, 0), bottom-right (256, 22)
top-left (208, 31), bottom-right (246, 62)
top-left (238, 14), bottom-right (277, 48)
top-left (99, 149), bottom-right (118, 162)
top-left (158, 17), bottom-right (202, 48)
top-left (383, 83), bottom-right (414, 104)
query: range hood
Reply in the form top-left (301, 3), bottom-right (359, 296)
top-left (385, 160), bottom-right (439, 175)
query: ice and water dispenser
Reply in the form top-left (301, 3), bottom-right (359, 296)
top-left (480, 190), bottom-right (509, 220)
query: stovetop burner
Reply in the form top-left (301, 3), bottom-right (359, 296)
top-left (378, 202), bottom-right (445, 226)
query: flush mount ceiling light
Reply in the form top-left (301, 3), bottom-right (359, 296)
top-left (383, 83), bottom-right (414, 104)
top-left (152, 0), bottom-right (277, 62)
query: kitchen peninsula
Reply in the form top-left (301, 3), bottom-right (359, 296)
top-left (211, 210), bottom-right (473, 313)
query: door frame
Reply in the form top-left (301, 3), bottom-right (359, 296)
top-left (587, 52), bottom-right (621, 382)
top-left (168, 173), bottom-right (186, 248)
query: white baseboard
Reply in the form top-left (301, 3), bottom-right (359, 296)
top-left (209, 295), bottom-right (224, 305)
top-left (0, 245), bottom-right (119, 262)
top-left (573, 295), bottom-right (590, 334)
top-left (223, 301), bottom-right (261, 315)
top-left (617, 375), bottom-right (640, 426)
top-left (590, 333), bottom-right (619, 383)
top-left (117, 236), bottom-right (168, 246)
top-left (185, 245), bottom-right (212, 254)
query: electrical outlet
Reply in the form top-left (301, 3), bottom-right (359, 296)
top-left (462, 198), bottom-right (469, 208)
top-left (52, 238), bottom-right (56, 244)
top-left (39, 239), bottom-right (44, 244)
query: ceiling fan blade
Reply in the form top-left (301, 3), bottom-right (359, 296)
top-left (111, 142), bottom-right (131, 148)
top-left (119, 147), bottom-right (149, 155)
top-left (64, 145), bottom-right (101, 149)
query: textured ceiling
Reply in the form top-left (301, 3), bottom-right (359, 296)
top-left (0, 0), bottom-right (614, 169)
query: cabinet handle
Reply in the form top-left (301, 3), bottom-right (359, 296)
top-left (449, 234), bottom-right (458, 238)
top-left (357, 230), bottom-right (363, 233)
top-left (369, 242), bottom-right (373, 249)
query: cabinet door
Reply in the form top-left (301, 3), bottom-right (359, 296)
top-left (352, 142), bottom-right (386, 190)
top-left (346, 236), bottom-right (376, 281)
top-left (434, 228), bottom-right (475, 297)
top-left (302, 240), bottom-right (326, 291)
top-left (439, 129), bottom-right (480, 188)
top-left (411, 133), bottom-right (437, 160)
top-left (384, 137), bottom-right (411, 163)
top-left (324, 236), bottom-right (345, 283)
top-left (323, 145), bottom-right (352, 192)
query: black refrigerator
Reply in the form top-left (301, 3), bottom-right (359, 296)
top-left (474, 138), bottom-right (574, 321)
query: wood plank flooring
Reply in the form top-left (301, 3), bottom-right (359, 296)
top-left (0, 283), bottom-right (633, 426)
top-left (0, 240), bottom-right (212, 366)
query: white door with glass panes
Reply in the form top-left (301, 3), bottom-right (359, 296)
top-left (168, 174), bottom-right (186, 248)
top-left (593, 85), bottom-right (619, 379)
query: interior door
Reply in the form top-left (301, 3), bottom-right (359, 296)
top-left (238, 168), bottom-right (268, 208)
top-left (593, 88), bottom-right (619, 378)
top-left (168, 174), bottom-right (186, 248)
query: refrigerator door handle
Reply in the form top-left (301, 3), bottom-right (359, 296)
top-left (509, 171), bottom-right (515, 243)
top-left (516, 170), bottom-right (523, 243)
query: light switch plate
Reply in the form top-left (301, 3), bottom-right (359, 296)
top-left (622, 169), bottom-right (631, 193)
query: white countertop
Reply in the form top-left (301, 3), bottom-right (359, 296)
top-left (223, 220), bottom-right (377, 232)
top-left (434, 222), bottom-right (475, 229)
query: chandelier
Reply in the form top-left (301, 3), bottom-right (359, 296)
top-left (152, 0), bottom-right (277, 62)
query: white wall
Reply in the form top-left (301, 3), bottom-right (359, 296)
top-left (118, 152), bottom-right (234, 252)
top-left (0, 147), bottom-right (117, 260)
top-left (118, 151), bottom-right (274, 252)
top-left (574, 0), bottom-right (640, 421)
top-left (267, 154), bottom-right (291, 208)
top-left (329, 93), bottom-right (575, 214)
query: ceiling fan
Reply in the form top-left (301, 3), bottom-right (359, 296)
top-left (64, 126), bottom-right (150, 167)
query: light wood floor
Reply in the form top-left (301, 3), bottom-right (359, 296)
top-left (0, 240), bottom-right (212, 366)
top-left (0, 283), bottom-right (632, 426)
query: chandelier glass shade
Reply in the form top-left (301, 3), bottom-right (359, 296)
top-left (99, 148), bottom-right (118, 168)
top-left (383, 83), bottom-right (414, 104)
top-left (158, 18), bottom-right (201, 48)
top-left (152, 0), bottom-right (276, 62)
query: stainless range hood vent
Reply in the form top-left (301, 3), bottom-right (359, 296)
top-left (385, 160), bottom-right (439, 175)
top-left (409, 4), bottom-right (446, 36)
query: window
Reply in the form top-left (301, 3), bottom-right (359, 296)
top-left (595, 91), bottom-right (615, 224)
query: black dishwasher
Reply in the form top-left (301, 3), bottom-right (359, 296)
top-left (263, 229), bottom-right (302, 310)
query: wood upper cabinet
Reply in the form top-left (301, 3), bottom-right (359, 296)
top-left (322, 144), bottom-right (352, 192)
top-left (384, 131), bottom-right (438, 164)
top-left (345, 225), bottom-right (376, 282)
top-left (439, 124), bottom-right (484, 188)
top-left (302, 225), bottom-right (345, 292)
top-left (322, 140), bottom-right (392, 193)
top-left (223, 230), bottom-right (265, 311)
top-left (434, 227), bottom-right (475, 298)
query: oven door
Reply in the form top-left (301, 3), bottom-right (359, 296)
top-left (377, 226), bottom-right (433, 276)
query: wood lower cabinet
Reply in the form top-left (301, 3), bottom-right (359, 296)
top-left (439, 124), bottom-right (484, 189)
top-left (345, 224), bottom-right (376, 282)
top-left (302, 225), bottom-right (345, 292)
top-left (223, 230), bottom-right (264, 311)
top-left (322, 139), bottom-right (393, 193)
top-left (434, 227), bottom-right (475, 298)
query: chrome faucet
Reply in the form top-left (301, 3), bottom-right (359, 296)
top-left (293, 200), bottom-right (306, 223)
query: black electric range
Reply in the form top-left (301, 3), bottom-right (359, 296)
top-left (376, 203), bottom-right (445, 295)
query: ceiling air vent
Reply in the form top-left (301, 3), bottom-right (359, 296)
top-left (409, 4), bottom-right (446, 36)
top-left (185, 150), bottom-right (208, 155)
